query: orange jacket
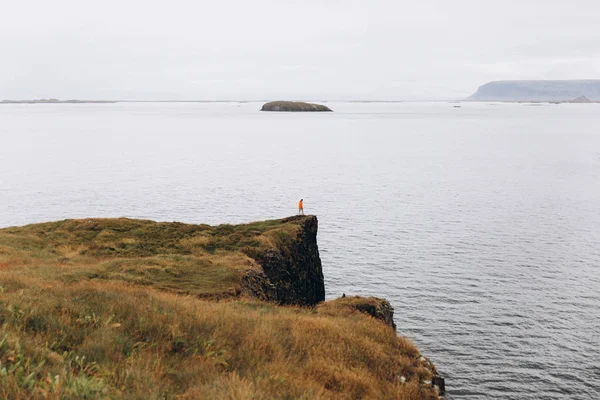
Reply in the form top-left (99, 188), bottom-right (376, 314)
top-left (298, 201), bottom-right (303, 209)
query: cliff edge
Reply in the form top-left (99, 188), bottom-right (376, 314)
top-left (242, 215), bottom-right (325, 305)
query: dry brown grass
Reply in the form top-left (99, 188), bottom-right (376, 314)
top-left (56, 244), bottom-right (89, 258)
top-left (0, 274), bottom-right (437, 399)
top-left (0, 217), bottom-right (304, 298)
top-left (0, 218), bottom-right (439, 399)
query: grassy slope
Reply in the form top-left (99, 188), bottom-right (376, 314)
top-left (0, 218), bottom-right (438, 399)
top-left (0, 217), bottom-right (301, 298)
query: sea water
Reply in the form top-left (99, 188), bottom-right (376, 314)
top-left (1, 102), bottom-right (599, 398)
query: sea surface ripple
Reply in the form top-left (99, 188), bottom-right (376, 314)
top-left (1, 102), bottom-right (599, 399)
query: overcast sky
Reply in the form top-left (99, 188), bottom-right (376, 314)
top-left (1, 0), bottom-right (599, 100)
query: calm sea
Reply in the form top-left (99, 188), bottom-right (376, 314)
top-left (1, 102), bottom-right (599, 399)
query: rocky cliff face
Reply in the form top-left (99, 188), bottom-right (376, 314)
top-left (242, 216), bottom-right (325, 306)
top-left (240, 216), bottom-right (445, 396)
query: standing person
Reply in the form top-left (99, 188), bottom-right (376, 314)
top-left (298, 199), bottom-right (304, 216)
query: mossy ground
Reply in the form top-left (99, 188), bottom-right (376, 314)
top-left (0, 218), bottom-right (438, 399)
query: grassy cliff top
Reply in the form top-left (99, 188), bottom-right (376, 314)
top-left (0, 217), bottom-right (305, 298)
top-left (0, 217), bottom-right (440, 399)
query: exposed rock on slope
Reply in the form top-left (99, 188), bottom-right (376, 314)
top-left (328, 296), bottom-right (398, 330)
top-left (261, 101), bottom-right (332, 112)
top-left (466, 80), bottom-right (600, 102)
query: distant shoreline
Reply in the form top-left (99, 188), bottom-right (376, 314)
top-left (2, 99), bottom-right (599, 105)
top-left (1, 99), bottom-right (117, 104)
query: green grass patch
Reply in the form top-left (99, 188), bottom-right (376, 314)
top-left (0, 216), bottom-right (305, 299)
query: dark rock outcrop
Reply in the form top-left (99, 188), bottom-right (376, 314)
top-left (334, 296), bottom-right (398, 330)
top-left (355, 298), bottom-right (397, 330)
top-left (322, 296), bottom-right (397, 330)
top-left (466, 80), bottom-right (600, 102)
top-left (241, 216), bottom-right (325, 306)
top-left (432, 375), bottom-right (446, 397)
top-left (418, 355), bottom-right (446, 397)
top-left (261, 101), bottom-right (332, 112)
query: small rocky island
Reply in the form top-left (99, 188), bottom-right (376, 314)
top-left (261, 101), bottom-right (332, 112)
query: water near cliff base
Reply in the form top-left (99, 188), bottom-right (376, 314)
top-left (1, 102), bottom-right (599, 399)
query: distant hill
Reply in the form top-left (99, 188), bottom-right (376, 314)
top-left (568, 95), bottom-right (593, 103)
top-left (466, 80), bottom-right (600, 102)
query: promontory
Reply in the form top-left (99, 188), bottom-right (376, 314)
top-left (261, 101), bottom-right (332, 112)
top-left (0, 215), bottom-right (443, 399)
top-left (466, 80), bottom-right (600, 102)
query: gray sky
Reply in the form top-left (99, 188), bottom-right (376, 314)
top-left (1, 0), bottom-right (599, 100)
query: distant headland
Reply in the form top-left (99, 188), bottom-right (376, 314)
top-left (466, 80), bottom-right (600, 102)
top-left (1, 98), bottom-right (117, 104)
top-left (261, 101), bottom-right (332, 112)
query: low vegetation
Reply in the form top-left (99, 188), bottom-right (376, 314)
top-left (0, 218), bottom-right (438, 399)
top-left (0, 217), bottom-right (301, 298)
